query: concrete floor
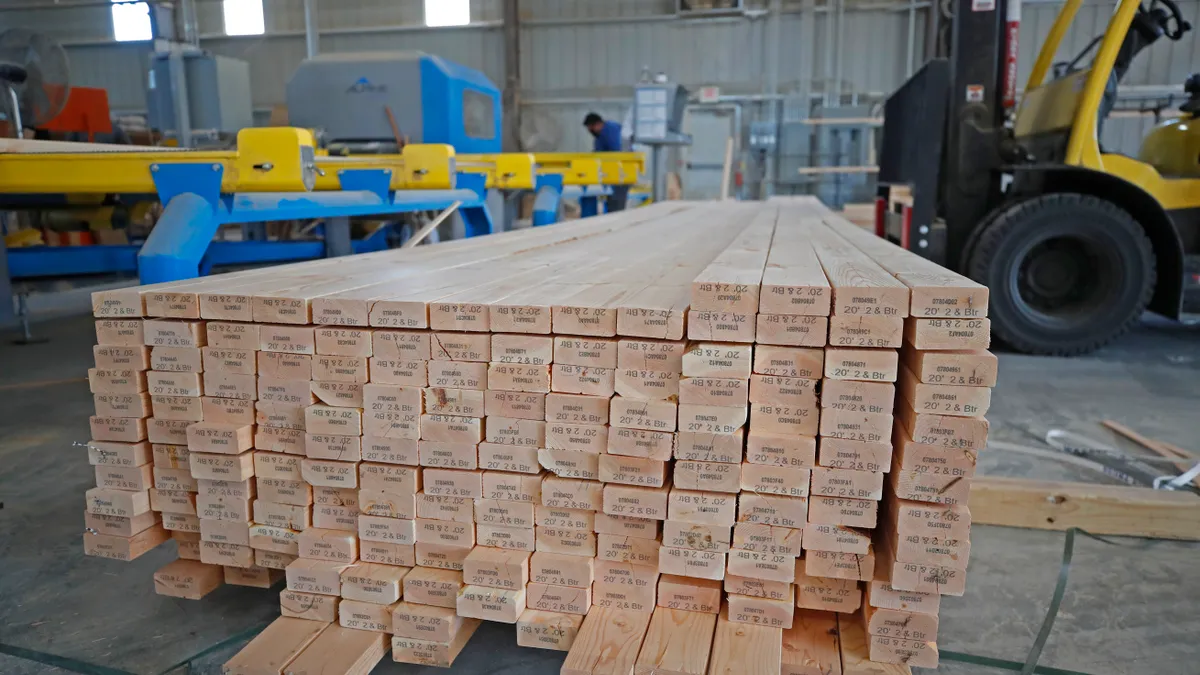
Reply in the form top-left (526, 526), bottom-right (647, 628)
top-left (1, 314), bottom-right (1198, 675)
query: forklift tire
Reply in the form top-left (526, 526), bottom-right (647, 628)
top-left (965, 193), bottom-right (1155, 356)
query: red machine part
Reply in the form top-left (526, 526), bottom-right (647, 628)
top-left (41, 87), bottom-right (113, 140)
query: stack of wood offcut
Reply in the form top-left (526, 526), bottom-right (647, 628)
top-left (82, 197), bottom-right (991, 675)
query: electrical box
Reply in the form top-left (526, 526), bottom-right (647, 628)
top-left (633, 83), bottom-right (689, 144)
top-left (749, 122), bottom-right (778, 151)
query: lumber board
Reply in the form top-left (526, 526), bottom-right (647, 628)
top-left (807, 224), bottom-right (909, 318)
top-left (760, 210), bottom-right (832, 316)
top-left (1101, 420), bottom-right (1200, 489)
top-left (781, 609), bottom-right (842, 675)
top-left (518, 609), bottom-right (585, 651)
top-left (561, 605), bottom-right (654, 675)
top-left (826, 215), bottom-right (988, 319)
top-left (969, 476), bottom-right (1200, 540)
top-left (837, 612), bottom-right (912, 675)
top-left (706, 604), bottom-right (782, 675)
top-left (633, 607), bottom-right (718, 675)
top-left (96, 204), bottom-right (680, 319)
top-left (391, 617), bottom-right (480, 667)
top-left (282, 624), bottom-right (387, 675)
top-left (224, 618), bottom-right (330, 675)
top-left (691, 209), bottom-right (776, 314)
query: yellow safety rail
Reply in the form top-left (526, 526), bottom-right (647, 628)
top-left (534, 152), bottom-right (645, 186)
top-left (0, 128), bottom-right (461, 194)
top-left (458, 153), bottom-right (538, 190)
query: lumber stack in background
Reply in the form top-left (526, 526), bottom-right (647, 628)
top-left (82, 198), bottom-right (992, 674)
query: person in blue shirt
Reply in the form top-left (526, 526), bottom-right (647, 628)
top-left (583, 113), bottom-right (629, 212)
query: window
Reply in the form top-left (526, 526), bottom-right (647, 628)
top-left (223, 0), bottom-right (265, 36)
top-left (111, 0), bottom-right (152, 42)
top-left (425, 0), bottom-right (470, 27)
top-left (463, 89), bottom-right (495, 139)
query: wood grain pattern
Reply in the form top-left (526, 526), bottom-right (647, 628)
top-left (282, 624), bottom-right (387, 675)
top-left (969, 476), bottom-right (1200, 540)
top-left (561, 605), bottom-right (654, 675)
top-left (781, 609), bottom-right (842, 675)
top-left (706, 603), bottom-right (782, 675)
top-left (633, 607), bottom-right (718, 675)
top-left (837, 612), bottom-right (912, 675)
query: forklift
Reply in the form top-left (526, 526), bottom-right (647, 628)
top-left (876, 0), bottom-right (1198, 355)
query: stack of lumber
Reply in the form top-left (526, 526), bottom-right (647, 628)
top-left (83, 197), bottom-right (991, 674)
top-left (823, 213), bottom-right (992, 668)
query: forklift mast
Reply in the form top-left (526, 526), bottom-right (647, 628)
top-left (877, 0), bottom-right (1014, 270)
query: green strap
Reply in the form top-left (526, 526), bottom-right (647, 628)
top-left (940, 649), bottom-right (1093, 675)
top-left (1019, 526), bottom-right (1079, 674)
top-left (0, 621), bottom-right (270, 675)
top-left (940, 526), bottom-right (1151, 675)
top-left (154, 620), bottom-right (271, 675)
top-left (0, 643), bottom-right (137, 675)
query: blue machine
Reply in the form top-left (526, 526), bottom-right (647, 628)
top-left (286, 52), bottom-right (502, 154)
top-left (3, 52), bottom-right (509, 297)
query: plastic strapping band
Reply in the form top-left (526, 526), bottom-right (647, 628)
top-left (940, 526), bottom-right (1153, 675)
top-left (154, 620), bottom-right (271, 674)
top-left (0, 621), bottom-right (270, 675)
top-left (0, 643), bottom-right (137, 675)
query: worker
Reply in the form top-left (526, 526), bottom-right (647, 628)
top-left (583, 112), bottom-right (629, 212)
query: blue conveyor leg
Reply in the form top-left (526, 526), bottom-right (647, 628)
top-left (456, 173), bottom-right (493, 238)
top-left (460, 206), bottom-right (494, 238)
top-left (580, 195), bottom-right (600, 218)
top-left (138, 192), bottom-right (221, 284)
top-left (532, 174), bottom-right (564, 227)
top-left (533, 185), bottom-right (561, 227)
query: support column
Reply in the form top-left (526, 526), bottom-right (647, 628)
top-left (304, 0), bottom-right (320, 59)
top-left (325, 217), bottom-right (352, 257)
top-left (502, 0), bottom-right (521, 151)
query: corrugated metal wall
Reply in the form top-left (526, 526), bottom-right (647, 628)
top-left (0, 0), bottom-right (1193, 155)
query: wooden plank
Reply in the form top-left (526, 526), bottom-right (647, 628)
top-left (518, 609), bottom-right (585, 651)
top-left (633, 607), bottom-right (718, 675)
top-left (561, 605), bottom-right (654, 675)
top-left (224, 618), bottom-right (330, 675)
top-left (706, 603), bottom-right (782, 675)
top-left (759, 213), bottom-right (831, 316)
top-left (1101, 420), bottom-right (1200, 488)
top-left (691, 210), bottom-right (776, 314)
top-left (780, 609), bottom-right (841, 675)
top-left (656, 574), bottom-right (722, 613)
top-left (391, 617), bottom-right (480, 668)
top-left (836, 612), bottom-right (912, 675)
top-left (900, 347), bottom-right (997, 387)
top-left (282, 624), bottom-right (387, 675)
top-left (904, 318), bottom-right (991, 351)
top-left (825, 213), bottom-right (988, 319)
top-left (807, 224), bottom-right (909, 319)
top-left (969, 476), bottom-right (1200, 540)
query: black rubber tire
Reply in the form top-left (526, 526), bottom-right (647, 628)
top-left (965, 193), bottom-right (1155, 356)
